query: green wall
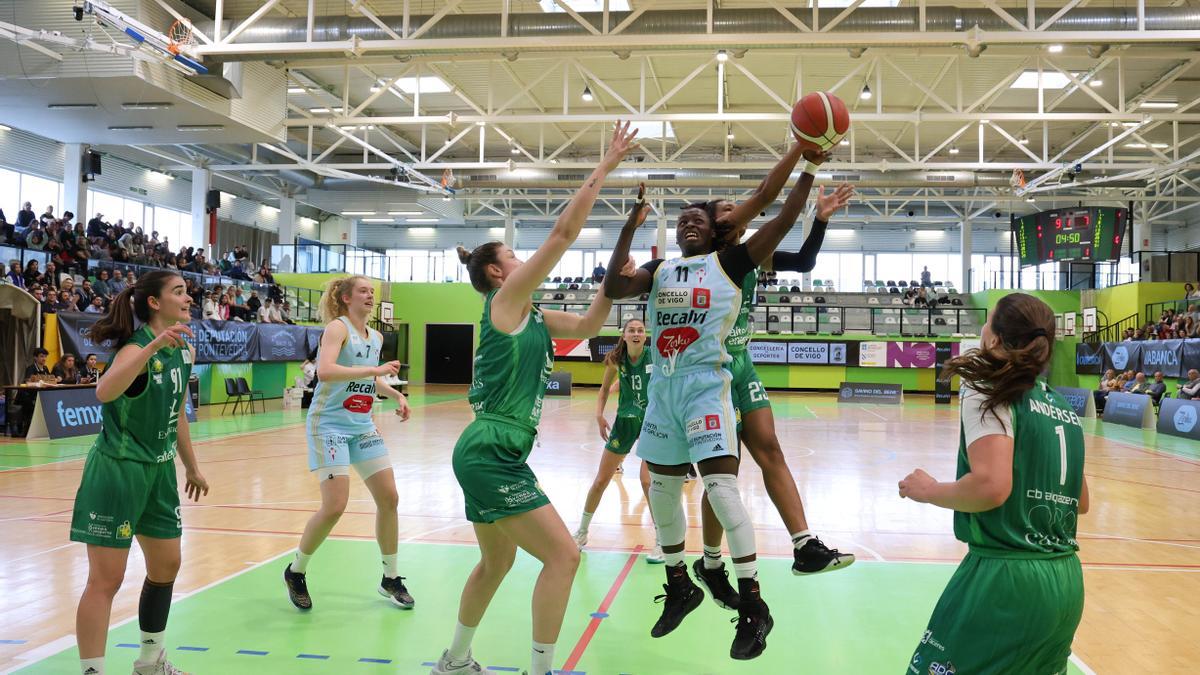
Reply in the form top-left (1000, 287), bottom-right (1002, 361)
top-left (389, 282), bottom-right (483, 384)
top-left (1093, 281), bottom-right (1189, 326)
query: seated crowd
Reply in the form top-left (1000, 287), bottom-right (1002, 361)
top-left (1092, 367), bottom-right (1198, 413)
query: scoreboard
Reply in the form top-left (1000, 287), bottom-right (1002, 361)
top-left (1013, 206), bottom-right (1129, 266)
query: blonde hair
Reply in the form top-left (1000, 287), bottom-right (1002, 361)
top-left (319, 275), bottom-right (371, 323)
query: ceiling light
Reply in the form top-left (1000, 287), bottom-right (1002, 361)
top-left (387, 211), bottom-right (422, 216)
top-left (1048, 44), bottom-right (1064, 53)
top-left (380, 76), bottom-right (452, 94)
top-left (1018, 134), bottom-right (1029, 145)
top-left (1089, 79), bottom-right (1103, 87)
top-left (1025, 196), bottom-right (1036, 203)
top-left (342, 211), bottom-right (376, 215)
top-left (0, 124), bottom-right (10, 132)
top-left (860, 84), bottom-right (872, 100)
top-left (407, 217), bottom-right (439, 223)
top-left (108, 125), bottom-right (152, 131)
top-left (948, 145), bottom-right (960, 154)
top-left (442, 194), bottom-right (452, 201)
top-left (263, 205), bottom-right (280, 214)
top-left (121, 102), bottom-right (173, 110)
top-left (581, 85), bottom-right (594, 102)
top-left (839, 138), bottom-right (850, 146)
top-left (309, 107), bottom-right (344, 114)
top-left (538, 0), bottom-right (631, 12)
top-left (1125, 142), bottom-right (1169, 149)
top-left (1140, 101), bottom-right (1178, 109)
top-left (360, 218), bottom-right (394, 223)
top-left (409, 227), bottom-right (436, 234)
top-left (475, 121), bottom-right (485, 126)
top-left (1010, 71), bottom-right (1080, 90)
top-left (511, 146), bottom-right (520, 154)
top-left (726, 127), bottom-right (735, 140)
top-left (629, 121), bottom-right (676, 140)
top-left (176, 124), bottom-right (224, 131)
top-left (287, 87), bottom-right (305, 94)
top-left (47, 103), bottom-right (97, 109)
top-left (226, 194), bottom-right (237, 199)
top-left (716, 50), bottom-right (728, 63)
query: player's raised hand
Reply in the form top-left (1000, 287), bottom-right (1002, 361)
top-left (600, 121), bottom-right (638, 172)
top-left (816, 183), bottom-right (855, 221)
top-left (374, 360), bottom-right (401, 377)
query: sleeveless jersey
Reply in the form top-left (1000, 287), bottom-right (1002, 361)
top-left (648, 252), bottom-right (742, 377)
top-left (954, 380), bottom-right (1085, 558)
top-left (469, 290), bottom-right (554, 428)
top-left (93, 324), bottom-right (192, 464)
top-left (615, 348), bottom-right (652, 418)
top-left (307, 317), bottom-right (383, 436)
top-left (724, 270), bottom-right (757, 354)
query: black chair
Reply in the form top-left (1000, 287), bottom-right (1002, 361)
top-left (221, 378), bottom-right (244, 415)
top-left (236, 377), bottom-right (266, 414)
top-left (886, 280), bottom-right (896, 287)
top-left (898, 281), bottom-right (908, 288)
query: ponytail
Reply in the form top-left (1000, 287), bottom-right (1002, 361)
top-left (89, 271), bottom-right (181, 346)
top-left (940, 292), bottom-right (1055, 429)
top-left (458, 242), bottom-right (504, 294)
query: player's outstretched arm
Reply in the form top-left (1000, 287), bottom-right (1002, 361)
top-left (720, 143), bottom-right (805, 230)
top-left (604, 185), bottom-right (654, 299)
top-left (494, 122), bottom-right (637, 322)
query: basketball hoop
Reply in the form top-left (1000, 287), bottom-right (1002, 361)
top-left (166, 19), bottom-right (195, 56)
top-left (1010, 168), bottom-right (1026, 190)
top-left (441, 168), bottom-right (454, 190)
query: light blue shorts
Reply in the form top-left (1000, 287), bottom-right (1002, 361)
top-left (636, 368), bottom-right (740, 466)
top-left (307, 429), bottom-right (389, 479)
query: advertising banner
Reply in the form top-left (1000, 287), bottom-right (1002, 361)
top-left (1054, 386), bottom-right (1097, 418)
top-left (38, 385), bottom-right (196, 440)
top-left (748, 341), bottom-right (788, 364)
top-left (1103, 342), bottom-right (1141, 374)
top-left (1140, 339), bottom-right (1184, 377)
top-left (859, 342), bottom-right (887, 367)
top-left (191, 320), bottom-right (259, 363)
top-left (1074, 342), bottom-right (1103, 374)
top-left (1102, 391), bottom-right (1155, 429)
top-left (254, 323), bottom-right (310, 362)
top-left (55, 312), bottom-right (116, 363)
top-left (787, 342), bottom-right (828, 365)
top-left (545, 371), bottom-right (573, 396)
top-left (1157, 398), bottom-right (1200, 440)
top-left (837, 382), bottom-right (903, 404)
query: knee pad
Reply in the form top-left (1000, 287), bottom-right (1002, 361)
top-left (703, 474), bottom-right (755, 559)
top-left (647, 472), bottom-right (687, 547)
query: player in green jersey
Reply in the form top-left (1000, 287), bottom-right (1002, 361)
top-left (900, 293), bottom-right (1091, 675)
top-left (571, 318), bottom-right (662, 562)
top-left (431, 121), bottom-right (637, 675)
top-left (70, 271), bottom-right (208, 675)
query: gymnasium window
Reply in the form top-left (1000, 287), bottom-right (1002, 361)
top-left (18, 174), bottom-right (60, 216)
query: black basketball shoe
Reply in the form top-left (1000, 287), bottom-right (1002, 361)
top-left (730, 578), bottom-right (773, 660)
top-left (283, 563), bottom-right (312, 610)
top-left (792, 537), bottom-right (856, 575)
top-left (378, 575), bottom-right (415, 609)
top-left (650, 563), bottom-right (704, 638)
top-left (691, 558), bottom-right (740, 610)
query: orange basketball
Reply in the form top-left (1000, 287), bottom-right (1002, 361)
top-left (790, 92), bottom-right (850, 152)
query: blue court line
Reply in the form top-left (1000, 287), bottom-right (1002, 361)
top-left (237, 650), bottom-right (269, 656)
top-left (421, 662), bottom-right (437, 667)
top-left (0, 640), bottom-right (28, 645)
top-left (487, 668), bottom-right (520, 672)
top-left (358, 657), bottom-right (392, 664)
top-left (589, 611), bottom-right (609, 619)
top-left (116, 644), bottom-right (139, 649)
top-left (176, 646), bottom-right (208, 652)
top-left (297, 653), bottom-right (330, 660)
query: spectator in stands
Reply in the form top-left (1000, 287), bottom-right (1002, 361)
top-left (16, 202), bottom-right (35, 233)
top-left (246, 290), bottom-right (262, 319)
top-left (202, 292), bottom-right (218, 319)
top-left (1120, 370), bottom-right (1137, 391)
top-left (87, 212), bottom-right (105, 240)
top-left (231, 287), bottom-right (250, 321)
top-left (592, 261), bottom-right (606, 283)
top-left (1147, 371), bottom-right (1168, 404)
top-left (73, 279), bottom-right (95, 311)
top-left (29, 286), bottom-right (49, 315)
top-left (257, 298), bottom-right (277, 323)
top-left (1186, 283), bottom-right (1200, 301)
top-left (1129, 372), bottom-right (1152, 396)
top-left (80, 354), bottom-right (100, 384)
top-left (108, 269), bottom-right (127, 295)
top-left (1093, 368), bottom-right (1118, 411)
top-left (233, 245), bottom-right (249, 263)
top-left (123, 270), bottom-right (136, 288)
top-left (39, 205), bottom-right (54, 226)
top-left (85, 295), bottom-right (105, 313)
top-left (52, 353), bottom-right (80, 384)
top-left (21, 260), bottom-right (40, 287)
top-left (0, 209), bottom-right (11, 244)
top-left (280, 300), bottom-right (293, 324)
top-left (92, 269), bottom-right (113, 303)
top-left (51, 289), bottom-right (75, 313)
top-left (24, 228), bottom-right (47, 251)
top-left (227, 259), bottom-right (252, 281)
top-left (914, 287), bottom-right (930, 307)
top-left (921, 266), bottom-right (932, 288)
top-left (216, 293), bottom-right (231, 320)
top-left (184, 251), bottom-right (206, 274)
top-left (6, 260), bottom-right (25, 288)
top-left (902, 288), bottom-right (918, 305)
top-left (1178, 369), bottom-right (1200, 400)
top-left (24, 347), bottom-right (55, 383)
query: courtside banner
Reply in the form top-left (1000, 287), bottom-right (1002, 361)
top-left (837, 382), bottom-right (903, 404)
top-left (191, 320), bottom-right (259, 363)
top-left (1139, 339), bottom-right (1183, 377)
top-left (1102, 342), bottom-right (1141, 374)
top-left (545, 371), bottom-right (572, 396)
top-left (588, 336), bottom-right (620, 362)
top-left (1102, 391), bottom-right (1155, 429)
top-left (859, 342), bottom-right (887, 367)
top-left (1054, 386), bottom-right (1097, 418)
top-left (787, 342), bottom-right (828, 364)
top-left (748, 341), bottom-right (788, 364)
top-left (56, 312), bottom-right (116, 363)
top-left (1157, 397), bottom-right (1200, 440)
top-left (1074, 342), bottom-right (1103, 374)
top-left (254, 323), bottom-right (309, 362)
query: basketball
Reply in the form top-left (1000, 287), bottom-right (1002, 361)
top-left (790, 91), bottom-right (850, 152)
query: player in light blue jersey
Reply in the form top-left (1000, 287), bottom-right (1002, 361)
top-left (283, 275), bottom-right (414, 612)
top-left (605, 159), bottom-right (852, 661)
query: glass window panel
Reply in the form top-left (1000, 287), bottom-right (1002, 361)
top-left (837, 252), bottom-right (863, 292)
top-left (0, 168), bottom-right (18, 218)
top-left (20, 174), bottom-right (61, 217)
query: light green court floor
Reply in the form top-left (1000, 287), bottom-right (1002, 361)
top-left (7, 540), bottom-right (1088, 674)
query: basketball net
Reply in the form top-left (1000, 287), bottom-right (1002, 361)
top-left (440, 168), bottom-right (454, 190)
top-left (166, 19), bottom-right (195, 57)
top-left (1010, 168), bottom-right (1026, 190)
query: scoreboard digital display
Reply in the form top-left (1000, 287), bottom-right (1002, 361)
top-left (1013, 206), bottom-right (1128, 266)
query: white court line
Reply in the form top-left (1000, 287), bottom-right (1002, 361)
top-left (1070, 653), bottom-right (1099, 675)
top-left (1, 542), bottom-right (73, 565)
top-left (1079, 530), bottom-right (1200, 551)
top-left (861, 407), bottom-right (888, 421)
top-left (845, 539), bottom-right (887, 563)
top-left (2, 548), bottom-right (294, 674)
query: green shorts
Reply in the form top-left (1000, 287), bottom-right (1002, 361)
top-left (604, 416), bottom-right (644, 455)
top-left (453, 414), bottom-right (550, 524)
top-left (70, 450), bottom-right (182, 548)
top-left (729, 350), bottom-right (771, 427)
top-left (907, 551), bottom-right (1084, 675)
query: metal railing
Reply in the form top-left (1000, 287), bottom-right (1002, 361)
top-left (1083, 313), bottom-right (1139, 345)
top-left (984, 267), bottom-right (1135, 291)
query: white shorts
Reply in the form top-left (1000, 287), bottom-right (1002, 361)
top-left (307, 429), bottom-right (391, 481)
top-left (636, 368), bottom-right (740, 467)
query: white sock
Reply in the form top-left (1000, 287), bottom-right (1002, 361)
top-left (703, 545), bottom-right (723, 570)
top-left (791, 529), bottom-right (814, 549)
top-left (135, 631), bottom-right (164, 666)
top-left (733, 560), bottom-right (758, 581)
top-left (663, 549), bottom-right (685, 567)
top-left (448, 621), bottom-right (477, 662)
top-left (80, 657), bottom-right (104, 675)
top-left (382, 553), bottom-right (399, 579)
top-left (579, 511), bottom-right (594, 531)
top-left (292, 550), bottom-right (312, 574)
top-left (531, 640), bottom-right (555, 675)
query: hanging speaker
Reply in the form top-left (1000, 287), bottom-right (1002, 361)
top-left (82, 150), bottom-right (101, 182)
top-left (206, 189), bottom-right (220, 210)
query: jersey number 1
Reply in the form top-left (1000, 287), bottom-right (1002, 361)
top-left (1054, 425), bottom-right (1067, 486)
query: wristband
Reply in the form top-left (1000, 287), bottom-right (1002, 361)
top-left (803, 161), bottom-right (821, 175)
